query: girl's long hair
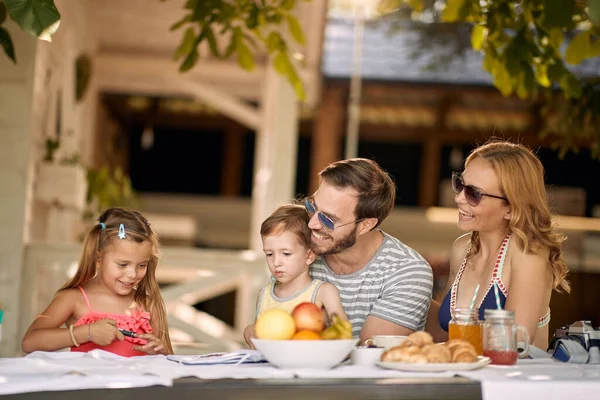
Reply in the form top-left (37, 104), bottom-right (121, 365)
top-left (61, 208), bottom-right (172, 353)
top-left (466, 141), bottom-right (570, 293)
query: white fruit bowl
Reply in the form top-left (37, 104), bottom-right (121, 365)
top-left (251, 338), bottom-right (357, 369)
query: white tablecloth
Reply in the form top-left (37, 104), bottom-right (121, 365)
top-left (1, 351), bottom-right (600, 398)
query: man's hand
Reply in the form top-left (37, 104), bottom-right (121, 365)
top-left (359, 315), bottom-right (414, 345)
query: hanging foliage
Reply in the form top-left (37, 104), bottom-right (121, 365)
top-left (378, 0), bottom-right (600, 158)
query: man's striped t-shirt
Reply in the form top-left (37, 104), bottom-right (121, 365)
top-left (310, 231), bottom-right (433, 338)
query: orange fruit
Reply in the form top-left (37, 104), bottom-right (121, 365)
top-left (255, 309), bottom-right (296, 340)
top-left (291, 330), bottom-right (321, 340)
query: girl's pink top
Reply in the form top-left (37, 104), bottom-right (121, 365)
top-left (70, 286), bottom-right (152, 357)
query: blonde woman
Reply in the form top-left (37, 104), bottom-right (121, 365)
top-left (430, 141), bottom-right (570, 349)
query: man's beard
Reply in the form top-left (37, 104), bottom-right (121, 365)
top-left (310, 224), bottom-right (359, 256)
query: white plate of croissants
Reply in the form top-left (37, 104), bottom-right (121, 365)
top-left (376, 332), bottom-right (491, 372)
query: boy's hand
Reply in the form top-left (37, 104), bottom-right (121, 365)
top-left (90, 319), bottom-right (124, 346)
top-left (244, 325), bottom-right (256, 349)
top-left (132, 333), bottom-right (169, 355)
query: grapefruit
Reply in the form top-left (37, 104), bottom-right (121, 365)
top-left (255, 309), bottom-right (296, 340)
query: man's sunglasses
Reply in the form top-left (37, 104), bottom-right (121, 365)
top-left (304, 198), bottom-right (362, 231)
top-left (451, 172), bottom-right (509, 207)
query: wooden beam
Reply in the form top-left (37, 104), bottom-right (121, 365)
top-left (95, 52), bottom-right (321, 108)
top-left (309, 86), bottom-right (345, 194)
top-left (173, 78), bottom-right (261, 130)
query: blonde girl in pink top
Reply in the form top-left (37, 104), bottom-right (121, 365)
top-left (22, 208), bottom-right (172, 357)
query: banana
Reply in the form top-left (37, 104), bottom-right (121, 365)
top-left (320, 325), bottom-right (340, 340)
top-left (320, 313), bottom-right (353, 340)
top-left (336, 320), bottom-right (353, 339)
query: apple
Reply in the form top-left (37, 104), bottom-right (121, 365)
top-left (291, 302), bottom-right (324, 333)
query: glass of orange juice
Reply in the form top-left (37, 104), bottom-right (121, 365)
top-left (448, 307), bottom-right (483, 355)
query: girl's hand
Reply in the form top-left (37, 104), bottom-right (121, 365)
top-left (132, 333), bottom-right (169, 355)
top-left (90, 319), bottom-right (124, 346)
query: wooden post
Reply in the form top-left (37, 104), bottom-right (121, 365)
top-left (249, 66), bottom-right (299, 252)
top-left (220, 124), bottom-right (245, 197)
top-left (309, 85), bottom-right (345, 194)
top-left (418, 97), bottom-right (452, 208)
top-left (419, 138), bottom-right (442, 208)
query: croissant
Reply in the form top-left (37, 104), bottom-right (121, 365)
top-left (381, 345), bottom-right (428, 363)
top-left (451, 346), bottom-right (478, 363)
top-left (421, 343), bottom-right (452, 363)
top-left (445, 339), bottom-right (473, 353)
top-left (445, 339), bottom-right (478, 363)
top-left (398, 331), bottom-right (434, 348)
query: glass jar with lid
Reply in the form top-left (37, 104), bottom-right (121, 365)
top-left (482, 309), bottom-right (530, 365)
top-left (449, 307), bottom-right (483, 355)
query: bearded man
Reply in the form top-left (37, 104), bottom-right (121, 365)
top-left (307, 158), bottom-right (433, 343)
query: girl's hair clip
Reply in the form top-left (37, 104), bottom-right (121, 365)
top-left (118, 223), bottom-right (127, 240)
top-left (99, 222), bottom-right (106, 230)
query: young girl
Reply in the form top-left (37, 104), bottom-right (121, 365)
top-left (22, 208), bottom-right (173, 356)
top-left (244, 204), bottom-right (347, 346)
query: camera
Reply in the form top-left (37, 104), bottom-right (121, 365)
top-left (551, 320), bottom-right (600, 351)
top-left (549, 321), bottom-right (600, 364)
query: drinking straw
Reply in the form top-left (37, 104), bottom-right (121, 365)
top-left (468, 284), bottom-right (480, 313)
top-left (493, 282), bottom-right (502, 309)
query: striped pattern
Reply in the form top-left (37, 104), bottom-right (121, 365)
top-left (310, 232), bottom-right (433, 337)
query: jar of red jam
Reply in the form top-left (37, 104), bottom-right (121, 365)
top-left (482, 309), bottom-right (529, 365)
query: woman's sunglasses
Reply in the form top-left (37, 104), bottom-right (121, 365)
top-left (304, 198), bottom-right (362, 231)
top-left (451, 172), bottom-right (508, 207)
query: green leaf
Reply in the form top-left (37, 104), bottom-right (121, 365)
top-left (588, 0), bottom-right (600, 25)
top-left (281, 0), bottom-right (296, 11)
top-left (441, 0), bottom-right (466, 23)
top-left (170, 14), bottom-right (192, 31)
top-left (547, 61), bottom-right (564, 82)
top-left (179, 48), bottom-right (199, 72)
top-left (493, 65), bottom-right (513, 97)
top-left (236, 40), bottom-right (255, 71)
top-left (535, 64), bottom-right (551, 87)
top-left (548, 28), bottom-right (563, 50)
top-left (274, 52), bottom-right (291, 76)
top-left (246, 3), bottom-right (259, 29)
top-left (290, 75), bottom-right (305, 100)
top-left (191, 1), bottom-right (212, 21)
top-left (204, 25), bottom-right (219, 57)
top-left (273, 52), bottom-right (305, 100)
top-left (286, 14), bottom-right (305, 45)
top-left (0, 2), bottom-right (7, 24)
top-left (267, 31), bottom-right (286, 53)
top-left (174, 27), bottom-right (197, 61)
top-left (560, 72), bottom-right (581, 99)
top-left (565, 31), bottom-right (591, 65)
top-left (517, 67), bottom-right (536, 99)
top-left (541, 0), bottom-right (574, 29)
top-left (224, 27), bottom-right (242, 58)
top-left (482, 50), bottom-right (496, 73)
top-left (408, 0), bottom-right (424, 13)
top-left (0, 27), bottom-right (16, 63)
top-left (471, 25), bottom-right (485, 51)
top-left (4, 0), bottom-right (61, 41)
